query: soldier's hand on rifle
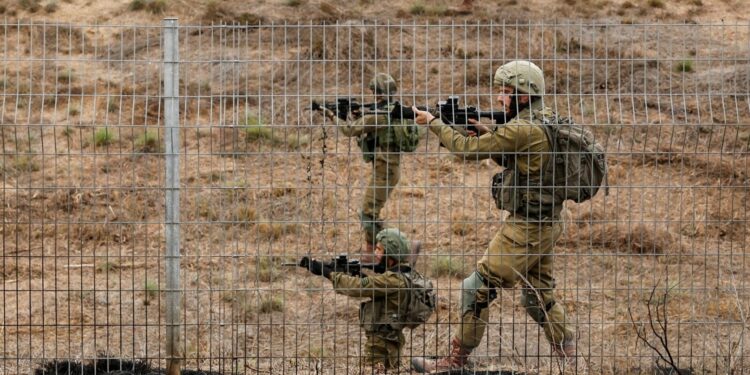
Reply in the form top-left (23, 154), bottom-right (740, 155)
top-left (467, 119), bottom-right (493, 136)
top-left (412, 106), bottom-right (435, 126)
top-left (300, 256), bottom-right (333, 278)
top-left (322, 108), bottom-right (336, 120)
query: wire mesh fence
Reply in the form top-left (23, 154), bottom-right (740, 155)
top-left (1, 20), bottom-right (749, 374)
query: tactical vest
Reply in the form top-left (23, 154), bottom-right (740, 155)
top-left (359, 104), bottom-right (420, 162)
top-left (491, 108), bottom-right (563, 221)
top-left (359, 267), bottom-right (435, 333)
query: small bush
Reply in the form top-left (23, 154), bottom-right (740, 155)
top-left (691, 0), bottom-right (702, 5)
top-left (647, 0), bottom-right (664, 8)
top-left (68, 107), bottom-right (79, 116)
top-left (61, 126), bottom-right (73, 137)
top-left (18, 0), bottom-right (42, 12)
top-left (135, 131), bottom-right (161, 153)
top-left (44, 1), bottom-right (57, 13)
top-left (107, 98), bottom-right (118, 113)
top-left (430, 256), bottom-right (464, 278)
top-left (129, 0), bottom-right (166, 13)
top-left (94, 127), bottom-right (116, 146)
top-left (144, 280), bottom-right (158, 305)
top-left (129, 0), bottom-right (146, 10)
top-left (255, 257), bottom-right (281, 282)
top-left (257, 296), bottom-right (284, 313)
top-left (96, 261), bottom-right (119, 273)
top-left (409, 2), bottom-right (425, 15)
top-left (284, 0), bottom-right (303, 6)
top-left (57, 69), bottom-right (73, 84)
top-left (15, 156), bottom-right (40, 172)
top-left (675, 60), bottom-right (694, 73)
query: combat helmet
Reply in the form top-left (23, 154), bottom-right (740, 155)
top-left (375, 228), bottom-right (410, 263)
top-left (368, 73), bottom-right (398, 96)
top-left (493, 60), bottom-right (545, 96)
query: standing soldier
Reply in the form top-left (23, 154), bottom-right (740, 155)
top-left (409, 61), bottom-right (577, 372)
top-left (322, 73), bottom-right (422, 262)
top-left (299, 229), bottom-right (435, 371)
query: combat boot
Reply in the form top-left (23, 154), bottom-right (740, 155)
top-left (552, 338), bottom-right (576, 364)
top-left (411, 337), bottom-right (470, 373)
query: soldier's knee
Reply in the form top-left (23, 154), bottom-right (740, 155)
top-left (461, 272), bottom-right (497, 317)
top-left (521, 289), bottom-right (556, 325)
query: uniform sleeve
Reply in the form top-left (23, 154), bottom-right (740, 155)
top-left (428, 119), bottom-right (530, 159)
top-left (339, 114), bottom-right (391, 137)
top-left (329, 271), bottom-right (407, 298)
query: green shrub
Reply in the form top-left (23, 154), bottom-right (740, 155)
top-left (94, 127), bottom-right (116, 146)
top-left (675, 60), bottom-right (694, 73)
top-left (135, 131), bottom-right (161, 153)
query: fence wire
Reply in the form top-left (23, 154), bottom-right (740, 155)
top-left (1, 21), bottom-right (749, 374)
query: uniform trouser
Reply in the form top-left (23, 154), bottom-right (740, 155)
top-left (457, 217), bottom-right (573, 350)
top-left (364, 330), bottom-right (405, 369)
top-left (361, 151), bottom-right (401, 245)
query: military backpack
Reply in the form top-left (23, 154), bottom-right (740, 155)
top-left (491, 114), bottom-right (608, 217)
top-left (400, 271), bottom-right (436, 329)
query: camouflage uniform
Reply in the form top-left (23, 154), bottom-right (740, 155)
top-left (412, 61), bottom-right (573, 373)
top-left (326, 229), bottom-right (427, 368)
top-left (328, 74), bottom-right (415, 247)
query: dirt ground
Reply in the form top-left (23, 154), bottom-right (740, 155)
top-left (1, 1), bottom-right (750, 375)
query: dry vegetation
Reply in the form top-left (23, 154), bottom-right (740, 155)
top-left (1, 1), bottom-right (749, 374)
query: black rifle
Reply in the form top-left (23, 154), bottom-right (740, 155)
top-left (362, 101), bottom-right (430, 122)
top-left (283, 254), bottom-right (385, 277)
top-left (436, 96), bottom-right (508, 133)
top-left (282, 241), bottom-right (422, 278)
top-left (309, 98), bottom-right (384, 121)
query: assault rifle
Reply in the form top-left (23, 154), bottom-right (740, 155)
top-left (283, 254), bottom-right (386, 277)
top-left (436, 96), bottom-right (508, 134)
top-left (283, 241), bottom-right (422, 278)
top-left (309, 98), bottom-right (385, 121)
top-left (362, 101), bottom-right (430, 122)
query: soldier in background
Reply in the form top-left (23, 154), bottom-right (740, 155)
top-left (409, 61), bottom-right (577, 372)
top-left (322, 74), bottom-right (422, 262)
top-left (300, 229), bottom-right (434, 372)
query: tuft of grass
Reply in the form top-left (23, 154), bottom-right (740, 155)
top-left (691, 0), bottom-right (702, 5)
top-left (18, 0), bottom-right (42, 12)
top-left (675, 60), bottom-right (694, 73)
top-left (96, 261), bottom-right (119, 273)
top-left (129, 0), bottom-right (166, 13)
top-left (107, 97), bottom-right (118, 113)
top-left (255, 257), bottom-right (282, 282)
top-left (284, 0), bottom-right (303, 6)
top-left (57, 69), bottom-right (73, 84)
top-left (61, 126), bottom-right (74, 137)
top-left (94, 127), bottom-right (116, 146)
top-left (430, 256), bottom-right (464, 278)
top-left (143, 280), bottom-right (158, 305)
top-left (135, 131), bottom-right (161, 153)
top-left (409, 2), bottom-right (426, 15)
top-left (128, 0), bottom-right (146, 10)
top-left (14, 156), bottom-right (40, 172)
top-left (647, 0), bottom-right (664, 8)
top-left (257, 219), bottom-right (299, 240)
top-left (44, 1), bottom-right (58, 13)
top-left (69, 107), bottom-right (80, 116)
top-left (233, 206), bottom-right (257, 223)
top-left (257, 295), bottom-right (284, 313)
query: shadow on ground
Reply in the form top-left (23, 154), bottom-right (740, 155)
top-left (35, 359), bottom-right (222, 375)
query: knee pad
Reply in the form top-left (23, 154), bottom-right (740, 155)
top-left (521, 289), bottom-right (555, 324)
top-left (461, 272), bottom-right (497, 317)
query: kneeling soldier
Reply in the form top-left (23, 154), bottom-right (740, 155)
top-left (301, 229), bottom-right (435, 371)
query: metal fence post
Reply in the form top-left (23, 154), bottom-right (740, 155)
top-left (162, 17), bottom-right (182, 375)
